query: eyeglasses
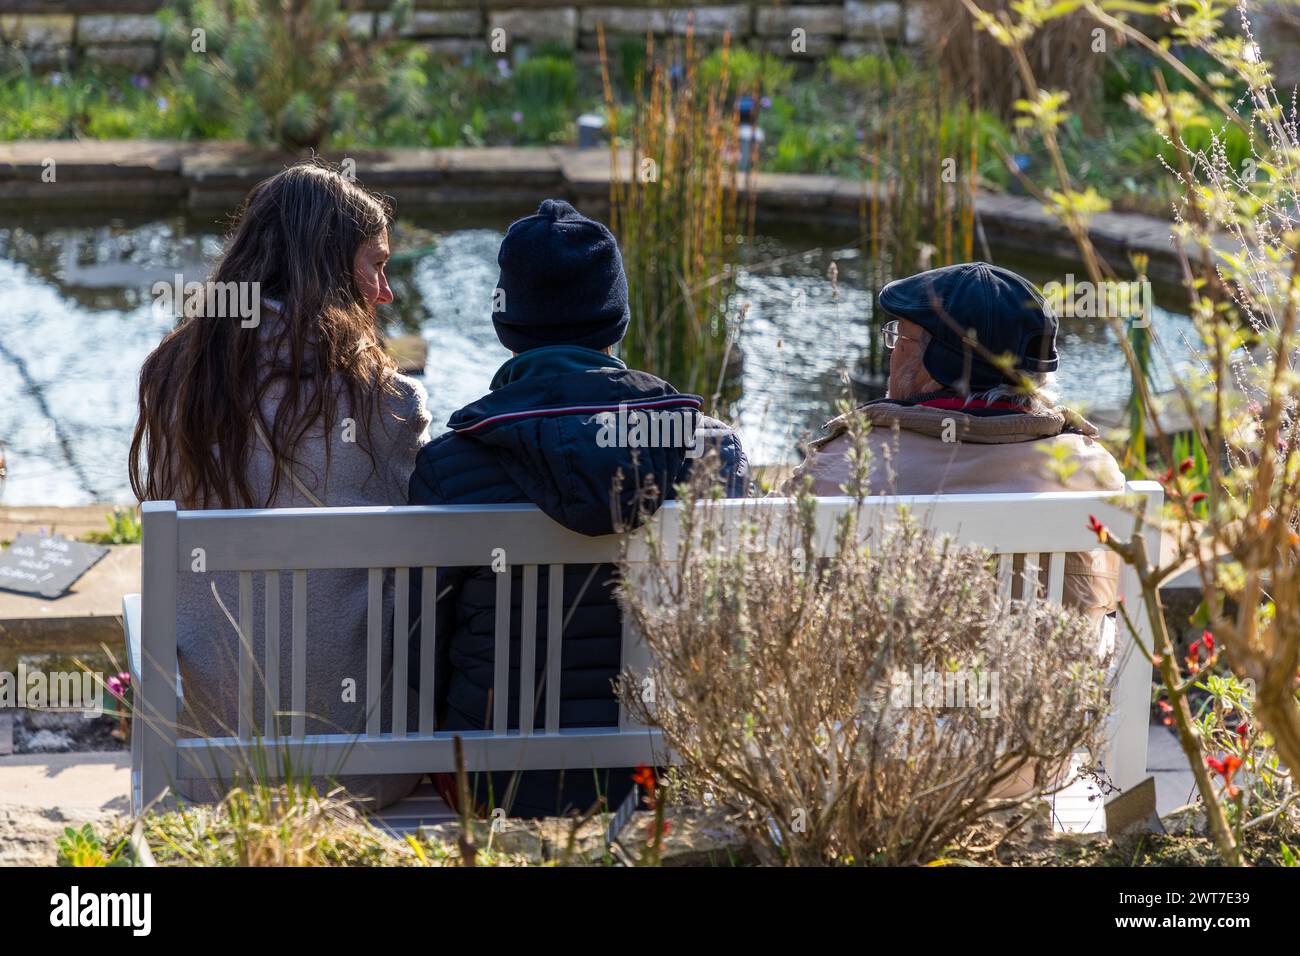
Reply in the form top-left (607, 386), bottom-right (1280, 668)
top-left (880, 320), bottom-right (922, 350)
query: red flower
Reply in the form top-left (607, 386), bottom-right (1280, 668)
top-left (1236, 721), bottom-right (1249, 739)
top-left (632, 765), bottom-right (655, 791)
top-left (1179, 457), bottom-right (1195, 475)
top-left (1189, 491), bottom-right (1207, 505)
top-left (1087, 514), bottom-right (1109, 543)
top-left (1206, 754), bottom-right (1243, 800)
top-left (1187, 631), bottom-right (1215, 672)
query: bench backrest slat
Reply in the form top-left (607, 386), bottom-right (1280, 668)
top-left (545, 564), bottom-right (564, 736)
top-left (1046, 552), bottom-right (1066, 605)
top-left (237, 570), bottom-right (253, 739)
top-left (366, 569), bottom-right (383, 738)
top-left (418, 567), bottom-right (437, 737)
top-left (493, 568), bottom-right (511, 735)
top-left (291, 569), bottom-right (307, 740)
top-left (393, 567), bottom-right (410, 739)
top-left (264, 570), bottom-right (279, 738)
top-left (518, 565), bottom-right (539, 737)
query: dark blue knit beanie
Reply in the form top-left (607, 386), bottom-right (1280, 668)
top-left (493, 199), bottom-right (631, 353)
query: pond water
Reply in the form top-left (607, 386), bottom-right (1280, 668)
top-left (0, 206), bottom-right (1198, 506)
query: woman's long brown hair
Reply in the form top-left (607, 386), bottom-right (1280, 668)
top-left (129, 161), bottom-right (398, 508)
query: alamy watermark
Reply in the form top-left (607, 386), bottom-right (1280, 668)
top-left (1, 664), bottom-right (103, 717)
top-left (1041, 274), bottom-right (1152, 326)
top-left (594, 402), bottom-right (703, 459)
top-left (152, 275), bottom-right (261, 328)
top-left (889, 665), bottom-right (1000, 718)
top-left (50, 886), bottom-right (151, 936)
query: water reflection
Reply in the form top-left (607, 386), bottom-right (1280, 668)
top-left (0, 209), bottom-right (1198, 505)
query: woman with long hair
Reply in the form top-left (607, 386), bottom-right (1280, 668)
top-left (130, 161), bottom-right (430, 807)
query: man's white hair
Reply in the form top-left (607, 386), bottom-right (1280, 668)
top-left (970, 373), bottom-right (1059, 409)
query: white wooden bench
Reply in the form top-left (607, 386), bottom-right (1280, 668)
top-left (122, 481), bottom-right (1163, 816)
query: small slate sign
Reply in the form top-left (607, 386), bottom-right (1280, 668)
top-left (0, 533), bottom-right (109, 599)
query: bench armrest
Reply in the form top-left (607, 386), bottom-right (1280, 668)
top-left (122, 594), bottom-right (142, 682)
top-left (121, 592), bottom-right (183, 700)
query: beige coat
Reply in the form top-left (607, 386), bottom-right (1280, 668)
top-left (788, 399), bottom-right (1126, 623)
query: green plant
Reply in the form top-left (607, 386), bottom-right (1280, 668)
top-left (699, 46), bottom-right (794, 97)
top-left (1125, 306), bottom-right (1152, 471)
top-left (131, 771), bottom-right (554, 866)
top-left (826, 51), bottom-right (912, 92)
top-left (1176, 667), bottom-right (1296, 846)
top-left (56, 823), bottom-right (130, 867)
top-left (512, 54), bottom-right (578, 141)
top-left (616, 35), bottom-right (646, 94)
top-left (82, 506), bottom-right (142, 545)
top-left (160, 0), bottom-right (422, 149)
top-left (1170, 430), bottom-right (1211, 519)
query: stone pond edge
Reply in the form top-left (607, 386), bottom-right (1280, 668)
top-left (0, 140), bottom-right (1186, 282)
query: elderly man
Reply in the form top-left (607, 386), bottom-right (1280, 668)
top-left (790, 261), bottom-right (1125, 625)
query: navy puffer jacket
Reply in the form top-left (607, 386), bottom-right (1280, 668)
top-left (408, 345), bottom-right (747, 817)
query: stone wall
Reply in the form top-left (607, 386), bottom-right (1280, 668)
top-left (0, 0), bottom-right (928, 72)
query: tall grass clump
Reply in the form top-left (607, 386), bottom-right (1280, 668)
top-left (599, 25), bottom-right (752, 403)
top-left (839, 57), bottom-right (987, 382)
top-left (617, 444), bottom-right (1110, 866)
top-left (924, 0), bottom-right (1109, 125)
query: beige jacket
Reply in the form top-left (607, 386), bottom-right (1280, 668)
top-left (788, 398), bottom-right (1126, 623)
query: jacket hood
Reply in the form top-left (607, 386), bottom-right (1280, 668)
top-left (446, 346), bottom-right (706, 535)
